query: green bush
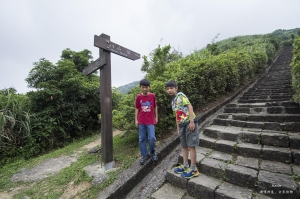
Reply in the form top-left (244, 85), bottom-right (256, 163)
top-left (26, 57), bottom-right (100, 149)
top-left (112, 33), bottom-right (279, 137)
top-left (291, 36), bottom-right (300, 102)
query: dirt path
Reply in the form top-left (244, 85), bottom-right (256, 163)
top-left (81, 130), bottom-right (122, 150)
top-left (0, 130), bottom-right (123, 199)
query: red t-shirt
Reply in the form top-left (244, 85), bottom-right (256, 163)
top-left (135, 93), bottom-right (157, 125)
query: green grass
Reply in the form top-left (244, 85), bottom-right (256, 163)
top-left (0, 131), bottom-right (140, 199)
top-left (293, 174), bottom-right (300, 185)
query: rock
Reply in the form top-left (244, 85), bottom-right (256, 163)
top-left (88, 146), bottom-right (101, 154)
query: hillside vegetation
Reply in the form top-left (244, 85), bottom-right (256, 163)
top-left (113, 28), bottom-right (299, 137)
top-left (291, 30), bottom-right (300, 102)
top-left (117, 81), bottom-right (139, 94)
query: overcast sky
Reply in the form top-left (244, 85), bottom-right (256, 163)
top-left (0, 0), bottom-right (299, 94)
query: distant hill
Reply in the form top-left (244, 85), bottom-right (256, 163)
top-left (117, 81), bottom-right (139, 94)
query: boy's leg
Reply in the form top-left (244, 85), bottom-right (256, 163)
top-left (186, 123), bottom-right (199, 166)
top-left (179, 125), bottom-right (189, 164)
top-left (146, 125), bottom-right (158, 161)
top-left (182, 147), bottom-right (189, 165)
top-left (174, 125), bottom-right (189, 173)
top-left (139, 124), bottom-right (149, 157)
top-left (146, 125), bottom-right (156, 154)
top-left (189, 147), bottom-right (196, 166)
top-left (181, 124), bottom-right (200, 178)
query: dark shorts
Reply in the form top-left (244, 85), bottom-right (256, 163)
top-left (179, 121), bottom-right (199, 148)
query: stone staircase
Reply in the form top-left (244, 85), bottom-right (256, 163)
top-left (162, 47), bottom-right (300, 199)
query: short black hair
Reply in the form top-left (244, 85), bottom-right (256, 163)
top-left (140, 79), bottom-right (150, 86)
top-left (165, 81), bottom-right (177, 88)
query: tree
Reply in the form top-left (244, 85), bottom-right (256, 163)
top-left (112, 87), bottom-right (123, 110)
top-left (141, 45), bottom-right (182, 80)
top-left (291, 34), bottom-right (295, 40)
top-left (206, 33), bottom-right (220, 56)
top-left (61, 48), bottom-right (93, 73)
top-left (25, 49), bottom-right (100, 149)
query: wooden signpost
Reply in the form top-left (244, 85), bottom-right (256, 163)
top-left (82, 33), bottom-right (140, 170)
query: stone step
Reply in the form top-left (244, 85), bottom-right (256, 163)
top-left (240, 94), bottom-right (293, 98)
top-left (242, 92), bottom-right (292, 96)
top-left (257, 170), bottom-right (299, 199)
top-left (247, 87), bottom-right (291, 90)
top-left (165, 170), bottom-right (260, 199)
top-left (240, 96), bottom-right (293, 101)
top-left (238, 97), bottom-right (292, 102)
top-left (249, 84), bottom-right (291, 87)
top-left (199, 134), bottom-right (297, 164)
top-left (247, 87), bottom-right (292, 91)
top-left (168, 151), bottom-right (300, 198)
top-left (247, 90), bottom-right (292, 93)
top-left (203, 125), bottom-right (297, 148)
top-left (151, 183), bottom-right (195, 199)
top-left (226, 101), bottom-right (299, 108)
top-left (223, 106), bottom-right (300, 114)
top-left (217, 113), bottom-right (300, 123)
top-left (238, 99), bottom-right (292, 103)
top-left (255, 78), bottom-right (291, 80)
top-left (253, 86), bottom-right (292, 88)
top-left (243, 93), bottom-right (292, 97)
top-left (212, 118), bottom-right (300, 131)
top-left (255, 81), bottom-right (291, 83)
top-left (290, 133), bottom-right (300, 150)
top-left (243, 95), bottom-right (292, 99)
top-left (249, 87), bottom-right (291, 89)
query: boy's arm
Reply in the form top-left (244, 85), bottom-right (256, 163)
top-left (187, 104), bottom-right (195, 131)
top-left (135, 108), bottom-right (139, 127)
top-left (176, 118), bottom-right (180, 135)
top-left (155, 106), bottom-right (158, 124)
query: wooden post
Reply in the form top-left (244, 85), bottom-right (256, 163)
top-left (99, 34), bottom-right (113, 168)
top-left (82, 33), bottom-right (140, 170)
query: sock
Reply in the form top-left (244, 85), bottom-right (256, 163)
top-left (190, 165), bottom-right (196, 171)
top-left (183, 162), bottom-right (189, 168)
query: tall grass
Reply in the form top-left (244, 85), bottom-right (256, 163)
top-left (0, 89), bottom-right (32, 165)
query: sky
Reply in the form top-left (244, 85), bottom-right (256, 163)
top-left (0, 0), bottom-right (299, 94)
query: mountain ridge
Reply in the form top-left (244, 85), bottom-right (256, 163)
top-left (117, 80), bottom-right (139, 94)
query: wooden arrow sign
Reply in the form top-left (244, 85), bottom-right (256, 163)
top-left (94, 35), bottom-right (140, 60)
top-left (82, 55), bottom-right (106, 76)
top-left (85, 33), bottom-right (140, 169)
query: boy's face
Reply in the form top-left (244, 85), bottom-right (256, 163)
top-left (140, 85), bottom-right (150, 95)
top-left (166, 86), bottom-right (178, 96)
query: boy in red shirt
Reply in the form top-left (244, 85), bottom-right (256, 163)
top-left (135, 79), bottom-right (158, 165)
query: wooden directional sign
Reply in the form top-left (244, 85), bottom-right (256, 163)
top-left (82, 33), bottom-right (140, 170)
top-left (94, 35), bottom-right (140, 60)
top-left (82, 55), bottom-right (106, 76)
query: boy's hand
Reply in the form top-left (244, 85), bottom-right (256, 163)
top-left (155, 117), bottom-right (158, 124)
top-left (135, 120), bottom-right (138, 127)
top-left (188, 121), bottom-right (195, 131)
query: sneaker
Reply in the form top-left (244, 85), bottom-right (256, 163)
top-left (140, 154), bottom-right (150, 165)
top-left (151, 153), bottom-right (158, 161)
top-left (174, 164), bottom-right (188, 174)
top-left (181, 168), bottom-right (199, 179)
